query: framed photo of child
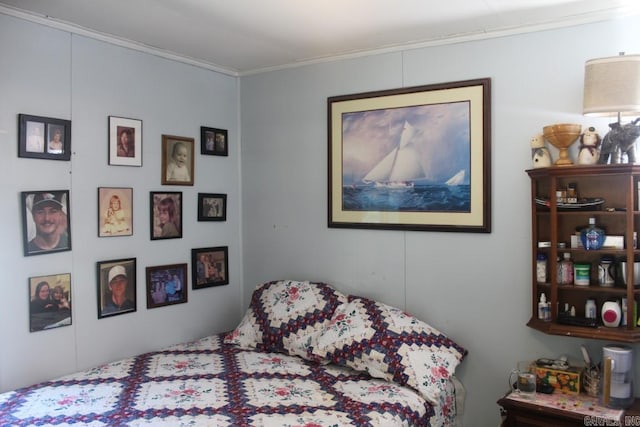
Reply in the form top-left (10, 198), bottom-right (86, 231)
top-left (29, 273), bottom-right (72, 332)
top-left (200, 126), bottom-right (228, 156)
top-left (191, 246), bottom-right (229, 289)
top-left (161, 135), bottom-right (194, 186)
top-left (150, 191), bottom-right (182, 240)
top-left (146, 263), bottom-right (188, 309)
top-left (98, 187), bottom-right (133, 237)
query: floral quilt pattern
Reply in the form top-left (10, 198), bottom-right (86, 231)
top-left (0, 333), bottom-right (455, 426)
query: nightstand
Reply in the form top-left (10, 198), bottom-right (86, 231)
top-left (498, 391), bottom-right (640, 427)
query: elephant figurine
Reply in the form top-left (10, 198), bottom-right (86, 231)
top-left (597, 118), bottom-right (640, 164)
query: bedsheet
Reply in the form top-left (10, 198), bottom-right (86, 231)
top-left (0, 333), bottom-right (458, 426)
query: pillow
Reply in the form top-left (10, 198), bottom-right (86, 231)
top-left (224, 280), bottom-right (347, 359)
top-left (308, 296), bottom-right (467, 405)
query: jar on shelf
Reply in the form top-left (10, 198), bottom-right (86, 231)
top-left (536, 253), bottom-right (547, 283)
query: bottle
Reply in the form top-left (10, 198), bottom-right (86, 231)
top-left (538, 293), bottom-right (550, 321)
top-left (585, 299), bottom-right (597, 319)
top-left (536, 253), bottom-right (547, 283)
top-left (580, 217), bottom-right (606, 250)
top-left (558, 253), bottom-right (574, 285)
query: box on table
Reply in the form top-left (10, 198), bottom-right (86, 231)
top-left (535, 365), bottom-right (583, 395)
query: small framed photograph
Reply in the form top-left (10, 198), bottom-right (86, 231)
top-left (18, 114), bottom-right (71, 160)
top-left (98, 187), bottom-right (133, 237)
top-left (150, 191), bottom-right (182, 240)
top-left (197, 193), bottom-right (227, 221)
top-left (161, 135), bottom-right (194, 185)
top-left (108, 116), bottom-right (142, 166)
top-left (192, 246), bottom-right (229, 289)
top-left (29, 273), bottom-right (72, 332)
top-left (97, 258), bottom-right (136, 319)
top-left (146, 263), bottom-right (188, 309)
top-left (21, 190), bottom-right (71, 256)
top-left (201, 127), bottom-right (228, 156)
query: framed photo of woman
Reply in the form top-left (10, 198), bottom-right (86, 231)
top-left (108, 116), bottom-right (142, 166)
top-left (29, 273), bottom-right (72, 332)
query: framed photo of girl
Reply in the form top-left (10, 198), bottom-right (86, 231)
top-left (146, 263), bottom-right (188, 309)
top-left (18, 114), bottom-right (71, 161)
top-left (21, 190), bottom-right (72, 256)
top-left (197, 193), bottom-right (226, 221)
top-left (200, 126), bottom-right (228, 156)
top-left (150, 191), bottom-right (182, 240)
top-left (161, 135), bottom-right (194, 185)
top-left (97, 258), bottom-right (136, 319)
top-left (29, 273), bottom-right (72, 332)
top-left (191, 246), bottom-right (229, 289)
top-left (108, 116), bottom-right (142, 166)
top-left (98, 187), bottom-right (133, 237)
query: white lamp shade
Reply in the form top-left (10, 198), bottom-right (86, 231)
top-left (583, 54), bottom-right (640, 118)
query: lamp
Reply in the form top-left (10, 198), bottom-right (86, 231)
top-left (583, 53), bottom-right (640, 164)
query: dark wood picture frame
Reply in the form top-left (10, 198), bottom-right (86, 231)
top-left (97, 258), bottom-right (137, 319)
top-left (18, 114), bottom-right (71, 160)
top-left (200, 126), bottom-right (228, 156)
top-left (161, 134), bottom-right (194, 185)
top-left (146, 263), bottom-right (188, 309)
top-left (98, 187), bottom-right (133, 237)
top-left (108, 116), bottom-right (142, 166)
top-left (28, 272), bottom-right (72, 332)
top-left (192, 246), bottom-right (229, 289)
top-left (197, 193), bottom-right (227, 221)
top-left (21, 190), bottom-right (72, 256)
top-left (328, 78), bottom-right (491, 232)
top-left (150, 191), bottom-right (183, 240)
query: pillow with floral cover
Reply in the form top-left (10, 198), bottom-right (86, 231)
top-left (224, 280), bottom-right (347, 359)
top-left (308, 295), bottom-right (467, 405)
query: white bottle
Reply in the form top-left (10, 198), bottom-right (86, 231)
top-left (538, 293), bottom-right (550, 321)
top-left (585, 299), bottom-right (597, 319)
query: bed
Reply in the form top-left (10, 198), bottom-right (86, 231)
top-left (0, 280), bottom-right (467, 426)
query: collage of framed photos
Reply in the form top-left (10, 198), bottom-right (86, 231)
top-left (19, 113), bottom-right (230, 332)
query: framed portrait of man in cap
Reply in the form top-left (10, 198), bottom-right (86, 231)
top-left (21, 190), bottom-right (71, 256)
top-left (97, 258), bottom-right (137, 319)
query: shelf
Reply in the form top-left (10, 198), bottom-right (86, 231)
top-left (528, 317), bottom-right (640, 343)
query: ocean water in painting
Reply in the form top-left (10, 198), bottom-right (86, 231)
top-left (342, 183), bottom-right (471, 212)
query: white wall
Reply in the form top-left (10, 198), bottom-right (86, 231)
top-left (240, 16), bottom-right (640, 425)
top-left (0, 14), bottom-right (242, 392)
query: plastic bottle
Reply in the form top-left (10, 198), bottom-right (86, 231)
top-left (558, 253), bottom-right (574, 285)
top-left (581, 217), bottom-right (606, 250)
top-left (536, 253), bottom-right (548, 283)
top-left (538, 293), bottom-right (550, 321)
top-left (585, 299), bottom-right (597, 319)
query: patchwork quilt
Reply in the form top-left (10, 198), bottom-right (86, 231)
top-left (0, 333), bottom-right (457, 426)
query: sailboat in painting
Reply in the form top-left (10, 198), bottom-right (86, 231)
top-left (362, 121), bottom-right (424, 188)
top-left (445, 169), bottom-right (465, 185)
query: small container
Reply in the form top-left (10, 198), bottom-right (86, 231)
top-left (585, 299), bottom-right (597, 319)
top-left (574, 263), bottom-right (590, 286)
top-left (558, 253), bottom-right (574, 285)
top-left (536, 253), bottom-right (548, 283)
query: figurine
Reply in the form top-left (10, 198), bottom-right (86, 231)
top-left (598, 118), bottom-right (640, 164)
top-left (577, 127), bottom-right (601, 165)
top-left (531, 133), bottom-right (552, 168)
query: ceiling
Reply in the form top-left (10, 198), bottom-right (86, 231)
top-left (0, 0), bottom-right (638, 75)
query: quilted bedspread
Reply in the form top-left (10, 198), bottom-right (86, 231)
top-left (0, 333), bottom-right (456, 426)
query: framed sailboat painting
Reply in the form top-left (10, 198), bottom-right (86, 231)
top-left (328, 78), bottom-right (491, 232)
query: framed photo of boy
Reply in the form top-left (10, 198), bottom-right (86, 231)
top-left (161, 135), bottom-right (194, 185)
top-left (192, 246), bottom-right (229, 289)
top-left (108, 116), bottom-right (142, 166)
top-left (197, 193), bottom-right (227, 221)
top-left (97, 258), bottom-right (136, 319)
top-left (146, 263), bottom-right (188, 309)
top-left (18, 114), bottom-right (71, 160)
top-left (29, 273), bottom-right (72, 332)
top-left (21, 190), bottom-right (72, 256)
top-left (98, 187), bottom-right (133, 237)
top-left (150, 191), bottom-right (182, 240)
top-left (200, 127), bottom-right (228, 156)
